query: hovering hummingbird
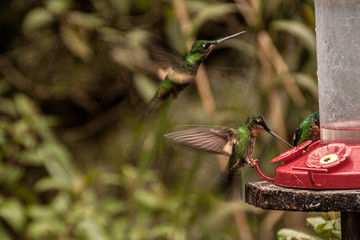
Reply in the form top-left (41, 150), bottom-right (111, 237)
top-left (140, 31), bottom-right (246, 120)
top-left (293, 112), bottom-right (320, 146)
top-left (164, 113), bottom-right (293, 192)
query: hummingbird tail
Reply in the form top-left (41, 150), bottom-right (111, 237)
top-left (139, 97), bottom-right (161, 121)
top-left (217, 169), bottom-right (242, 199)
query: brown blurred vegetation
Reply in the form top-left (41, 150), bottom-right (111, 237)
top-left (0, 0), bottom-right (321, 239)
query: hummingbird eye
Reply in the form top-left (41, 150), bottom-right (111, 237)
top-left (202, 43), bottom-right (211, 49)
top-left (314, 118), bottom-right (319, 126)
top-left (256, 118), bottom-right (263, 124)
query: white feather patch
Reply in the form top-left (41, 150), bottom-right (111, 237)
top-left (222, 142), bottom-right (233, 155)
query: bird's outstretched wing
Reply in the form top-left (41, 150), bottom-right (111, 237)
top-left (164, 127), bottom-right (237, 156)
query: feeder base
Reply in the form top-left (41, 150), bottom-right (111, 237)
top-left (245, 181), bottom-right (360, 212)
top-left (245, 181), bottom-right (360, 240)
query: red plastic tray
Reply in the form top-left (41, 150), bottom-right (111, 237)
top-left (253, 141), bottom-right (360, 189)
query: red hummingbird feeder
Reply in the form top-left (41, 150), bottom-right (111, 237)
top-left (252, 140), bottom-right (360, 189)
top-left (253, 0), bottom-right (360, 190)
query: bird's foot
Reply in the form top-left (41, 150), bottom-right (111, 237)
top-left (250, 159), bottom-right (259, 168)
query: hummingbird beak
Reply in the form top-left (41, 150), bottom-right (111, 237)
top-left (215, 31), bottom-right (246, 44)
top-left (267, 130), bottom-right (294, 149)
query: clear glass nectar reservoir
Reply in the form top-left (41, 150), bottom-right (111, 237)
top-left (253, 0), bottom-right (360, 189)
top-left (315, 0), bottom-right (360, 143)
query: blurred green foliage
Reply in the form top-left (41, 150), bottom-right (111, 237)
top-left (0, 0), bottom-right (333, 239)
top-left (278, 213), bottom-right (341, 240)
top-left (0, 92), bottom-right (230, 239)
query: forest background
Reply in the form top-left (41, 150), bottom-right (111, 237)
top-left (0, 0), bottom-right (322, 239)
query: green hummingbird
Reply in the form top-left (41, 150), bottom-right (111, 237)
top-left (140, 31), bottom-right (246, 120)
top-left (164, 113), bottom-right (293, 192)
top-left (293, 112), bottom-right (320, 146)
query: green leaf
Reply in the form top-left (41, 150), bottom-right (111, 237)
top-left (60, 25), bottom-right (94, 62)
top-left (27, 205), bottom-right (56, 220)
top-left (0, 198), bottom-right (26, 233)
top-left (98, 172), bottom-right (126, 187)
top-left (41, 142), bottom-right (75, 189)
top-left (11, 120), bottom-right (37, 148)
top-left (332, 230), bottom-right (342, 239)
top-left (307, 216), bottom-right (326, 230)
top-left (14, 94), bottom-right (36, 118)
top-left (277, 228), bottom-right (322, 240)
top-left (18, 148), bottom-right (46, 166)
top-left (22, 7), bottom-right (54, 34)
top-left (26, 219), bottom-right (66, 239)
top-left (190, 3), bottom-right (237, 39)
top-left (323, 220), bottom-right (335, 231)
top-left (34, 177), bottom-right (71, 192)
top-left (50, 192), bottom-right (70, 214)
top-left (306, 216), bottom-right (339, 238)
top-left (121, 164), bottom-right (138, 180)
top-left (271, 20), bottom-right (316, 53)
top-left (67, 11), bottom-right (105, 30)
top-left (45, 0), bottom-right (72, 15)
top-left (77, 219), bottom-right (108, 240)
top-left (133, 189), bottom-right (164, 209)
top-left (98, 197), bottom-right (125, 215)
top-left (31, 115), bottom-right (56, 140)
top-left (0, 98), bottom-right (17, 117)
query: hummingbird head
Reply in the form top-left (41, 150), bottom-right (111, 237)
top-left (309, 112), bottom-right (320, 126)
top-left (185, 31), bottom-right (246, 65)
top-left (247, 113), bottom-right (270, 134)
top-left (186, 40), bottom-right (218, 65)
top-left (293, 112), bottom-right (320, 146)
top-left (248, 113), bottom-right (293, 149)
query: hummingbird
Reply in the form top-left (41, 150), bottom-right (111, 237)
top-left (140, 31), bottom-right (246, 120)
top-left (164, 113), bottom-right (293, 193)
top-left (293, 112), bottom-right (320, 146)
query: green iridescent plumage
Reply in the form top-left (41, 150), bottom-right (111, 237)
top-left (140, 31), bottom-right (246, 119)
top-left (293, 112), bottom-right (320, 146)
top-left (164, 113), bottom-right (293, 192)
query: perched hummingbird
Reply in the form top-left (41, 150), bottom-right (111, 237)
top-left (164, 113), bottom-right (293, 192)
top-left (140, 31), bottom-right (246, 120)
top-left (293, 112), bottom-right (320, 146)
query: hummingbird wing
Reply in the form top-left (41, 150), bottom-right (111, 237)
top-left (293, 127), bottom-right (302, 146)
top-left (157, 65), bottom-right (195, 83)
top-left (157, 67), bottom-right (172, 80)
top-left (164, 127), bottom-right (237, 156)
